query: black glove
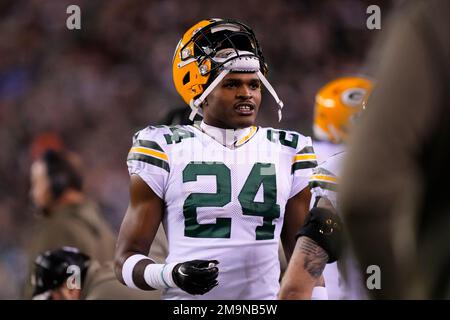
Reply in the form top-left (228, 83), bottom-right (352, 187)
top-left (172, 259), bottom-right (219, 295)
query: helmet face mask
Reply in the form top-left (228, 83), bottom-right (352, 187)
top-left (173, 18), bottom-right (283, 122)
top-left (189, 22), bottom-right (267, 76)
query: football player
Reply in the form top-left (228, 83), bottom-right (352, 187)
top-left (115, 18), bottom-right (318, 299)
top-left (279, 77), bottom-right (373, 300)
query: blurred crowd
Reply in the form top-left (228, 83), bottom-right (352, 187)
top-left (0, 0), bottom-right (391, 298)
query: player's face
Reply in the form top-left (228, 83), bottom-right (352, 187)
top-left (30, 160), bottom-right (53, 210)
top-left (202, 72), bottom-right (261, 129)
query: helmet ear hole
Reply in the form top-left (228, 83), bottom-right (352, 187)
top-left (183, 72), bottom-right (190, 85)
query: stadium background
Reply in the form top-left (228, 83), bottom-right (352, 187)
top-left (0, 0), bottom-right (392, 298)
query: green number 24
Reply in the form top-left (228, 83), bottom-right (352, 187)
top-left (183, 162), bottom-right (280, 240)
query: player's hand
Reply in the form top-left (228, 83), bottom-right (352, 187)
top-left (172, 259), bottom-right (219, 295)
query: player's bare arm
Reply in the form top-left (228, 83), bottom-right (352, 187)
top-left (279, 236), bottom-right (328, 299)
top-left (115, 174), bottom-right (165, 288)
top-left (115, 175), bottom-right (219, 294)
top-left (279, 197), bottom-right (342, 299)
top-left (281, 187), bottom-right (311, 262)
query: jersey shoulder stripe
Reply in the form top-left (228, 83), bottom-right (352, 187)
top-left (133, 139), bottom-right (165, 152)
top-left (309, 167), bottom-right (338, 191)
top-left (127, 152), bottom-right (170, 172)
top-left (127, 131), bottom-right (170, 172)
top-left (309, 176), bottom-right (338, 192)
top-left (292, 145), bottom-right (318, 173)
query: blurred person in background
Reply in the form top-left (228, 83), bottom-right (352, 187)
top-left (341, 0), bottom-right (450, 299)
top-left (32, 246), bottom-right (160, 300)
top-left (279, 77), bottom-right (372, 300)
top-left (24, 148), bottom-right (116, 298)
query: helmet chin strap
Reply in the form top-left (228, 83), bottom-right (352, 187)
top-left (189, 50), bottom-right (284, 122)
top-left (256, 70), bottom-right (284, 121)
top-left (189, 69), bottom-right (230, 121)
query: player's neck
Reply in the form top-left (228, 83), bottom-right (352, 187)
top-left (198, 121), bottom-right (255, 148)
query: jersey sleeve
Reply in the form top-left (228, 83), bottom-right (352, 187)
top-left (289, 134), bottom-right (318, 198)
top-left (308, 152), bottom-right (344, 210)
top-left (127, 126), bottom-right (170, 199)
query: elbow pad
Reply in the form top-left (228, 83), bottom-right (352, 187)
top-left (296, 207), bottom-right (343, 263)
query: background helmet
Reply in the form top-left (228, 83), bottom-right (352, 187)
top-left (31, 247), bottom-right (90, 299)
top-left (313, 76), bottom-right (373, 143)
top-left (173, 18), bottom-right (283, 121)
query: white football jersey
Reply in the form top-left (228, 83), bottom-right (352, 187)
top-left (312, 140), bottom-right (346, 165)
top-left (308, 151), bottom-right (367, 300)
top-left (309, 150), bottom-right (343, 210)
top-left (127, 124), bottom-right (317, 299)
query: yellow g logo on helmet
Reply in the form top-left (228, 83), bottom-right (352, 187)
top-left (313, 76), bottom-right (373, 144)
